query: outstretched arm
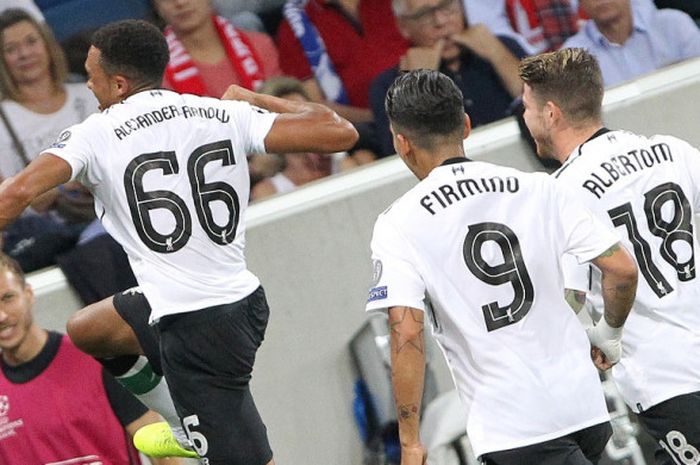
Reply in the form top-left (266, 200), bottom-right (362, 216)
top-left (222, 84), bottom-right (359, 155)
top-left (0, 153), bottom-right (72, 229)
top-left (388, 306), bottom-right (428, 465)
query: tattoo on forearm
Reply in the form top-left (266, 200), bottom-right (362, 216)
top-left (398, 403), bottom-right (419, 422)
top-left (564, 289), bottom-right (586, 314)
top-left (390, 308), bottom-right (425, 354)
top-left (603, 282), bottom-right (636, 326)
top-left (599, 243), bottom-right (621, 258)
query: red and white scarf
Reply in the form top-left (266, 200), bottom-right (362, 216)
top-left (164, 15), bottom-right (265, 95)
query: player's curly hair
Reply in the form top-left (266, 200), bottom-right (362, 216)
top-left (519, 48), bottom-right (604, 127)
top-left (91, 19), bottom-right (169, 88)
top-left (385, 69), bottom-right (466, 150)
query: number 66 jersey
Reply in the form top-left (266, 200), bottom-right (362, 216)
top-left (556, 129), bottom-right (700, 414)
top-left (45, 89), bottom-right (278, 322)
top-left (365, 158), bottom-right (619, 458)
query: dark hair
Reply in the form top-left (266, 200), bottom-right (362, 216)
top-left (519, 48), bottom-right (604, 126)
top-left (0, 8), bottom-right (68, 100)
top-left (0, 253), bottom-right (26, 288)
top-left (91, 19), bottom-right (168, 88)
top-left (385, 69), bottom-right (465, 150)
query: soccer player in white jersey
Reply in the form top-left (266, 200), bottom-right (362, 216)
top-left (0, 19), bottom-right (358, 465)
top-left (365, 69), bottom-right (638, 465)
top-left (519, 48), bottom-right (700, 465)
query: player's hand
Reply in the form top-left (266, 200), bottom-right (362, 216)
top-left (221, 84), bottom-right (255, 102)
top-left (401, 443), bottom-right (428, 465)
top-left (451, 25), bottom-right (501, 60)
top-left (586, 318), bottom-right (623, 367)
top-left (590, 346), bottom-right (614, 371)
top-left (399, 39), bottom-right (445, 71)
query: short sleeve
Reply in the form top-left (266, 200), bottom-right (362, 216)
top-left (562, 252), bottom-right (590, 292)
top-left (554, 181), bottom-right (619, 264)
top-left (226, 100), bottom-right (279, 154)
top-left (365, 214), bottom-right (426, 314)
top-left (42, 119), bottom-right (96, 185)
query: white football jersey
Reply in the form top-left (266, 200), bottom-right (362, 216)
top-left (46, 90), bottom-right (278, 322)
top-left (366, 158), bottom-right (617, 458)
top-left (557, 129), bottom-right (700, 413)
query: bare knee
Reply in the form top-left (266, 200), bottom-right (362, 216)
top-left (66, 308), bottom-right (101, 355)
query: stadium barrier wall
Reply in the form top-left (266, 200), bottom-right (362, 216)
top-left (29, 57), bottom-right (700, 465)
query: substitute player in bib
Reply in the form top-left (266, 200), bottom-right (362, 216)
top-left (519, 48), bottom-right (700, 465)
top-left (0, 19), bottom-right (358, 465)
top-left (365, 70), bottom-right (639, 465)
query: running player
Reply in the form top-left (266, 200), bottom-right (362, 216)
top-left (0, 19), bottom-right (358, 465)
top-left (519, 48), bottom-right (700, 465)
top-left (365, 69), bottom-right (638, 465)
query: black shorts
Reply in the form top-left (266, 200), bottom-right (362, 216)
top-left (480, 422), bottom-right (612, 465)
top-left (156, 286), bottom-right (272, 465)
top-left (637, 391), bottom-right (700, 465)
top-left (113, 287), bottom-right (162, 375)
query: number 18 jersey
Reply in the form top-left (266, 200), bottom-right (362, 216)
top-left (365, 158), bottom-right (618, 458)
top-left (46, 90), bottom-right (278, 322)
top-left (556, 129), bottom-right (700, 413)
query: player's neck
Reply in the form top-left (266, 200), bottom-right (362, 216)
top-left (555, 124), bottom-right (605, 163)
top-left (2, 326), bottom-right (48, 367)
top-left (418, 145), bottom-right (466, 179)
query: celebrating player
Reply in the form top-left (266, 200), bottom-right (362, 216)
top-left (520, 47), bottom-right (700, 465)
top-left (365, 69), bottom-right (638, 465)
top-left (0, 19), bottom-right (358, 465)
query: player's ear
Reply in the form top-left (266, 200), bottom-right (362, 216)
top-left (543, 100), bottom-right (560, 128)
top-left (390, 123), bottom-right (411, 158)
top-left (462, 113), bottom-right (471, 140)
top-left (113, 74), bottom-right (130, 99)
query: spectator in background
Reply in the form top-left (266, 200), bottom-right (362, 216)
top-left (276, 0), bottom-right (408, 122)
top-left (0, 8), bottom-right (98, 271)
top-left (653, 0), bottom-right (700, 25)
top-left (0, 0), bottom-right (43, 22)
top-left (563, 0), bottom-right (700, 87)
top-left (251, 76), bottom-right (357, 200)
top-left (0, 253), bottom-right (180, 465)
top-left (153, 0), bottom-right (282, 97)
top-left (370, 0), bottom-right (526, 157)
top-left (211, 0), bottom-right (285, 32)
top-left (462, 0), bottom-right (582, 54)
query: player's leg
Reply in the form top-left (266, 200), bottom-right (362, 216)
top-left (636, 392), bottom-right (700, 465)
top-left (67, 293), bottom-right (142, 358)
top-left (67, 290), bottom-right (190, 452)
top-left (156, 286), bottom-right (274, 465)
top-left (481, 422), bottom-right (611, 465)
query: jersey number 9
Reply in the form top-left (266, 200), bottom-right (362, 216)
top-left (463, 222), bottom-right (535, 332)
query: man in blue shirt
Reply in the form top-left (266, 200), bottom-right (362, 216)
top-left (563, 0), bottom-right (700, 87)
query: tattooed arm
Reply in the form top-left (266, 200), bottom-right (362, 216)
top-left (388, 306), bottom-right (428, 465)
top-left (587, 242), bottom-right (638, 369)
top-left (591, 242), bottom-right (638, 328)
top-left (564, 289), bottom-right (587, 314)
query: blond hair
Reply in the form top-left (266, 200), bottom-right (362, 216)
top-left (519, 48), bottom-right (604, 127)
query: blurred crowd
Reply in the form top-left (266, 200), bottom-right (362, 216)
top-left (1, 0), bottom-right (699, 279)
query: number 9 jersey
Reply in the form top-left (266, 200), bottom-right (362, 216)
top-left (365, 158), bottom-right (619, 458)
top-left (45, 89), bottom-right (278, 322)
top-left (556, 129), bottom-right (700, 414)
